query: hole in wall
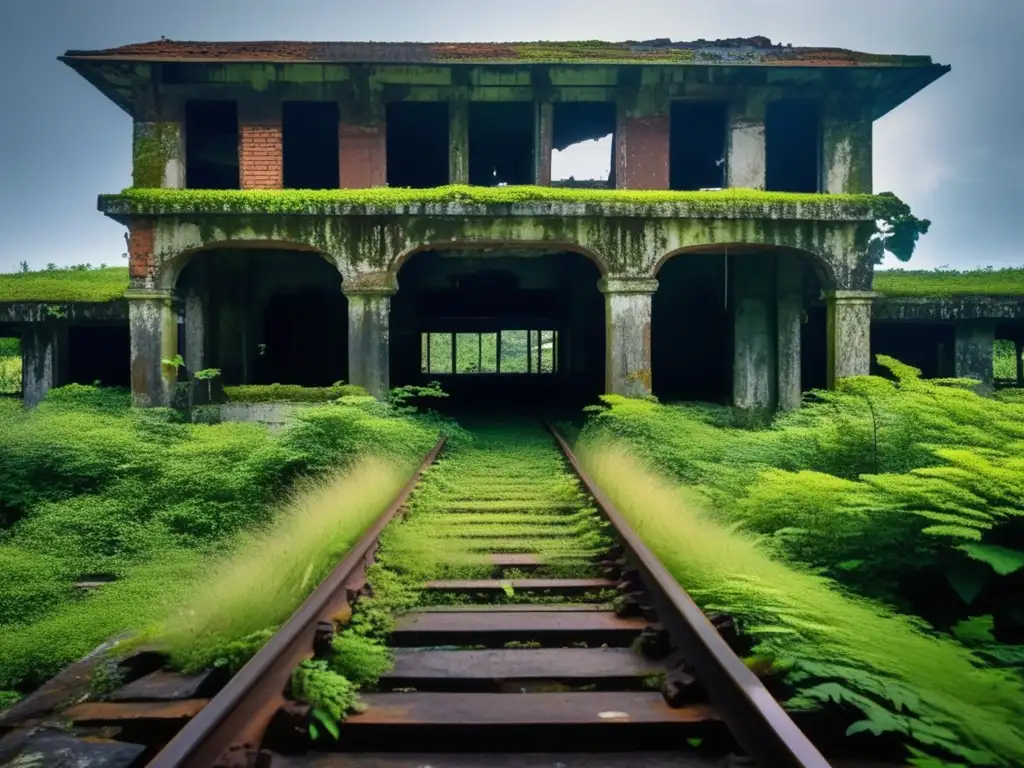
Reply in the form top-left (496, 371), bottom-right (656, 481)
top-left (551, 102), bottom-right (615, 188)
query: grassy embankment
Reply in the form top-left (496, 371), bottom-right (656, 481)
top-left (575, 359), bottom-right (1024, 767)
top-left (0, 385), bottom-right (457, 705)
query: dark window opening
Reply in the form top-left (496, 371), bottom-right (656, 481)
top-left (185, 100), bottom-right (239, 189)
top-left (551, 102), bottom-right (616, 188)
top-left (68, 326), bottom-right (130, 388)
top-left (469, 102), bottom-right (535, 186)
top-left (387, 102), bottom-right (450, 188)
top-left (766, 100), bottom-right (821, 193)
top-left (283, 101), bottom-right (340, 190)
top-left (670, 101), bottom-right (727, 191)
top-left (420, 330), bottom-right (559, 374)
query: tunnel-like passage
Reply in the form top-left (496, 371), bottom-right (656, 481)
top-left (175, 248), bottom-right (347, 387)
top-left (389, 249), bottom-right (605, 409)
top-left (651, 248), bottom-right (829, 409)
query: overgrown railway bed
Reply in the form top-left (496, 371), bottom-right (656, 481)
top-left (0, 422), bottom-right (898, 768)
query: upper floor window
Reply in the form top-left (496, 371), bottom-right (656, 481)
top-left (386, 102), bottom-right (450, 188)
top-left (283, 101), bottom-right (340, 190)
top-left (469, 102), bottom-right (535, 186)
top-left (670, 101), bottom-right (727, 191)
top-left (551, 102), bottom-right (615, 189)
top-left (185, 100), bottom-right (239, 189)
top-left (766, 100), bottom-right (821, 193)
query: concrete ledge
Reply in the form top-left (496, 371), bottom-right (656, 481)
top-left (873, 296), bottom-right (1024, 322)
top-left (0, 301), bottom-right (129, 323)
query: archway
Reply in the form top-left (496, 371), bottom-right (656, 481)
top-left (175, 248), bottom-right (346, 387)
top-left (389, 247), bottom-right (605, 410)
top-left (652, 246), bottom-right (830, 408)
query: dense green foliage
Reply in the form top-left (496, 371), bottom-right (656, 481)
top-left (0, 338), bottom-right (18, 394)
top-left (222, 383), bottom-right (368, 403)
top-left (578, 360), bottom-right (1024, 766)
top-left (0, 266), bottom-right (129, 303)
top-left (994, 341), bottom-right (1020, 381)
top-left (0, 385), bottom-right (447, 694)
top-left (874, 268), bottom-right (1024, 297)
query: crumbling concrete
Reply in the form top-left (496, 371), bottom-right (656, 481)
top-left (21, 323), bottom-right (68, 407)
top-left (599, 277), bottom-right (657, 396)
top-left (125, 289), bottom-right (178, 407)
top-left (827, 290), bottom-right (874, 386)
top-left (954, 320), bottom-right (995, 393)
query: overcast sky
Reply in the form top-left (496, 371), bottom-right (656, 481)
top-left (0, 0), bottom-right (1020, 273)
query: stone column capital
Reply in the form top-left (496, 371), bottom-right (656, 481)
top-left (826, 289), bottom-right (877, 303)
top-left (342, 272), bottom-right (398, 297)
top-left (598, 277), bottom-right (659, 296)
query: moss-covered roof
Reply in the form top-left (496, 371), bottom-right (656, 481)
top-left (63, 37), bottom-right (940, 67)
top-left (0, 267), bottom-right (129, 303)
top-left (873, 269), bottom-right (1024, 298)
top-left (99, 186), bottom-right (882, 221)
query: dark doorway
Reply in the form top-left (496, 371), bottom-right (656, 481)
top-left (260, 288), bottom-right (345, 386)
top-left (283, 101), bottom-right (340, 190)
top-left (670, 101), bottom-right (728, 190)
top-left (386, 102), bottom-right (450, 188)
top-left (185, 100), bottom-right (240, 189)
top-left (766, 100), bottom-right (821, 193)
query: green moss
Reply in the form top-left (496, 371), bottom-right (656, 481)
top-left (223, 384), bottom-right (369, 404)
top-left (874, 269), bottom-right (1024, 297)
top-left (132, 122), bottom-right (179, 189)
top-left (0, 267), bottom-right (129, 303)
top-left (103, 185), bottom-right (881, 217)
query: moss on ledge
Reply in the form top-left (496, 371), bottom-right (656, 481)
top-left (0, 267), bottom-right (129, 303)
top-left (874, 269), bottom-right (1024, 298)
top-left (223, 384), bottom-right (369, 404)
top-left (100, 185), bottom-right (883, 220)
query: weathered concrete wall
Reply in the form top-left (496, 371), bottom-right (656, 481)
top-left (733, 257), bottom-right (776, 409)
top-left (220, 402), bottom-right (305, 430)
top-left (727, 99), bottom-right (766, 189)
top-left (0, 302), bottom-right (128, 324)
top-left (827, 290), bottom-right (874, 386)
top-left (873, 296), bottom-right (1024, 321)
top-left (822, 105), bottom-right (873, 194)
top-left (449, 100), bottom-right (470, 184)
top-left (954, 321), bottom-right (995, 393)
top-left (345, 287), bottom-right (392, 399)
top-left (21, 323), bottom-right (68, 408)
top-left (776, 254), bottom-right (803, 410)
top-left (126, 290), bottom-right (178, 407)
top-left (600, 277), bottom-right (656, 396)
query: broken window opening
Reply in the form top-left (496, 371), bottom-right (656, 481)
top-left (185, 100), bottom-right (239, 189)
top-left (468, 102), bottom-right (535, 186)
top-left (282, 102), bottom-right (339, 190)
top-left (420, 330), bottom-right (559, 374)
top-left (386, 102), bottom-right (450, 188)
top-left (766, 100), bottom-right (821, 193)
top-left (551, 102), bottom-right (616, 188)
top-left (670, 101), bottom-right (727, 191)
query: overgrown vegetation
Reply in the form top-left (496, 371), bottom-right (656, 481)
top-left (223, 383), bottom-right (368, 404)
top-left (0, 338), bottom-right (19, 394)
top-left (0, 266), bottom-right (129, 303)
top-left (875, 268), bottom-right (1024, 297)
top-left (0, 385), bottom-right (448, 697)
top-left (577, 359), bottom-right (1024, 766)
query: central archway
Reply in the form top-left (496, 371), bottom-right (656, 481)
top-left (389, 247), bottom-right (605, 410)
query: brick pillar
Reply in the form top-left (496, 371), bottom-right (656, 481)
top-left (615, 104), bottom-right (670, 190)
top-left (827, 290), bottom-right (875, 388)
top-left (339, 122), bottom-right (387, 188)
top-left (600, 277), bottom-right (658, 396)
top-left (128, 220), bottom-right (157, 288)
top-left (239, 125), bottom-right (283, 189)
top-left (125, 288), bottom-right (179, 407)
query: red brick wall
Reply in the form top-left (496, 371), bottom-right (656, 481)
top-left (239, 125), bottom-right (283, 189)
top-left (615, 115), bottom-right (670, 190)
top-left (339, 122), bottom-right (386, 188)
top-left (128, 221), bottom-right (156, 279)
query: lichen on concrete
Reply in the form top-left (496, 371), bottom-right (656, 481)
top-left (132, 121), bottom-right (181, 188)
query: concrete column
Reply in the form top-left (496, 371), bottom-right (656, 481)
top-left (954, 321), bottom-right (995, 393)
top-left (733, 257), bottom-right (777, 409)
top-left (21, 323), bottom-right (68, 408)
top-left (344, 286), bottom-right (394, 400)
top-left (183, 290), bottom-right (206, 377)
top-left (449, 100), bottom-right (469, 184)
top-left (535, 102), bottom-right (554, 186)
top-left (132, 120), bottom-right (184, 188)
top-left (726, 99), bottom-right (766, 190)
top-left (776, 256), bottom-right (803, 411)
top-left (821, 103), bottom-right (873, 194)
top-left (826, 290), bottom-right (875, 388)
top-left (126, 289), bottom-right (179, 408)
top-left (599, 277), bottom-right (658, 397)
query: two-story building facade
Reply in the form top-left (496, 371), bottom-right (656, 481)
top-left (60, 37), bottom-right (949, 408)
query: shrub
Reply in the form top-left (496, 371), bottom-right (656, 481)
top-left (223, 384), bottom-right (368, 403)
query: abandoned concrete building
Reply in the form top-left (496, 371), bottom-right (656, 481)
top-left (10, 37), bottom-right (1020, 411)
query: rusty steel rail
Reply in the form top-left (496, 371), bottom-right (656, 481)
top-left (147, 437), bottom-right (446, 768)
top-left (548, 424), bottom-right (832, 768)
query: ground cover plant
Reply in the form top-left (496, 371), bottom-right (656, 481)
top-left (577, 359), bottom-right (1024, 766)
top-left (0, 338), bottom-right (18, 394)
top-left (874, 268), bottom-right (1024, 297)
top-left (0, 265), bottom-right (128, 303)
top-left (0, 384), bottom-right (447, 700)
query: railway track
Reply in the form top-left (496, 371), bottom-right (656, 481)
top-left (1, 421), bottom-right (873, 767)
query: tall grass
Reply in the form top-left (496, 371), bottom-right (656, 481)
top-left (150, 457), bottom-right (414, 672)
top-left (577, 440), bottom-right (1024, 767)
